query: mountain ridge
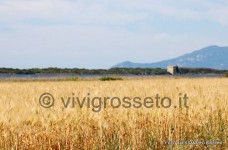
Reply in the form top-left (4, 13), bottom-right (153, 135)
top-left (112, 45), bottom-right (228, 70)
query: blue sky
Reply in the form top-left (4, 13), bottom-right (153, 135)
top-left (0, 0), bottom-right (228, 69)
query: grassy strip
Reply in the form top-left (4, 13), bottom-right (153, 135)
top-left (99, 76), bottom-right (123, 81)
top-left (0, 77), bottom-right (79, 82)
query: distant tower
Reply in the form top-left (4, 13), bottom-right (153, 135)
top-left (167, 65), bottom-right (179, 75)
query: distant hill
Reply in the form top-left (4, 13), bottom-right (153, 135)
top-left (112, 45), bottom-right (228, 69)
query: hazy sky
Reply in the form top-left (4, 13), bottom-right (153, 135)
top-left (0, 0), bottom-right (228, 69)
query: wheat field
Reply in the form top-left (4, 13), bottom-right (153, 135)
top-left (0, 77), bottom-right (227, 149)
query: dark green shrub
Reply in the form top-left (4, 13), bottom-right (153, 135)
top-left (99, 76), bottom-right (123, 81)
top-left (225, 72), bottom-right (228, 78)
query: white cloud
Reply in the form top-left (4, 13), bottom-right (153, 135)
top-left (0, 0), bottom-right (148, 26)
top-left (0, 0), bottom-right (228, 26)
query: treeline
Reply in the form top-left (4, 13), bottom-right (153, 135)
top-left (0, 67), bottom-right (226, 75)
top-left (0, 67), bottom-right (168, 75)
top-left (179, 68), bottom-right (227, 74)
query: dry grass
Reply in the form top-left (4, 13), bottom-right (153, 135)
top-left (0, 77), bottom-right (227, 149)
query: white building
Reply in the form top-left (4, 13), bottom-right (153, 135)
top-left (167, 65), bottom-right (179, 75)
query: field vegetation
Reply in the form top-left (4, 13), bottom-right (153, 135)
top-left (0, 78), bottom-right (227, 149)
